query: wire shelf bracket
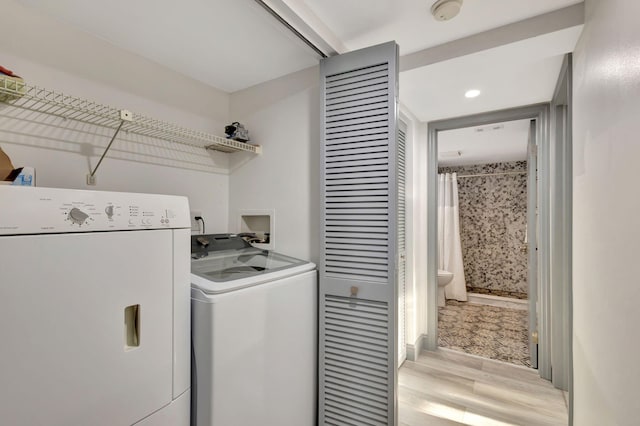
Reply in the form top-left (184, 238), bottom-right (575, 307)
top-left (86, 110), bottom-right (133, 185)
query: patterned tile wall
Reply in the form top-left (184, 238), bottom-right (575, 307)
top-left (438, 162), bottom-right (528, 296)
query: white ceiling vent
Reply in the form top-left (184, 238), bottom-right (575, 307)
top-left (431, 0), bottom-right (463, 21)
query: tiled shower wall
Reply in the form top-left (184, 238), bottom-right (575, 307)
top-left (438, 161), bottom-right (528, 297)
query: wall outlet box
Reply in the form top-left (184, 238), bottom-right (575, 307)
top-left (238, 209), bottom-right (274, 250)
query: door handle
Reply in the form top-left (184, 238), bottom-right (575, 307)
top-left (124, 304), bottom-right (140, 350)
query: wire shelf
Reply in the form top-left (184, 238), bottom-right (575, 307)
top-left (0, 78), bottom-right (262, 155)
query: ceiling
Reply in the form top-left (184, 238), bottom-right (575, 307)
top-left (299, 0), bottom-right (584, 121)
top-left (17, 0), bottom-right (321, 93)
top-left (400, 26), bottom-right (583, 121)
top-left (302, 0), bottom-right (583, 55)
top-left (16, 0), bottom-right (584, 120)
top-left (438, 119), bottom-right (530, 167)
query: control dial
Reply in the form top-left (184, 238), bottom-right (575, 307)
top-left (105, 205), bottom-right (114, 219)
top-left (68, 208), bottom-right (89, 225)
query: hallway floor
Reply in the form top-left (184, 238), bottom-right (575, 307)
top-left (438, 300), bottom-right (531, 367)
top-left (399, 349), bottom-right (568, 425)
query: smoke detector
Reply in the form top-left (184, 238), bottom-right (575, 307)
top-left (431, 0), bottom-right (463, 21)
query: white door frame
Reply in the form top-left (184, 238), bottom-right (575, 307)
top-left (425, 103), bottom-right (553, 380)
top-left (550, 54), bottom-right (573, 420)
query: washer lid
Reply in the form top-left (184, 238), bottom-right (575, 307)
top-left (191, 247), bottom-right (315, 294)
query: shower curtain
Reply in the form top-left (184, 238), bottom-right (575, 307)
top-left (438, 173), bottom-right (467, 301)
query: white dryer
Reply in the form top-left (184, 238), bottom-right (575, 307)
top-left (0, 186), bottom-right (191, 426)
top-left (190, 234), bottom-right (317, 426)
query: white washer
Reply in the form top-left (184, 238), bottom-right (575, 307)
top-left (0, 186), bottom-right (191, 426)
top-left (190, 235), bottom-right (317, 426)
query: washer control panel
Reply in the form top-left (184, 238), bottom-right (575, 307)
top-left (0, 186), bottom-right (190, 234)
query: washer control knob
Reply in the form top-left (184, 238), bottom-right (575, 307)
top-left (105, 205), bottom-right (114, 218)
top-left (69, 208), bottom-right (89, 225)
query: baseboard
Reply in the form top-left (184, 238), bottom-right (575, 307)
top-left (467, 292), bottom-right (528, 310)
top-left (405, 333), bottom-right (428, 362)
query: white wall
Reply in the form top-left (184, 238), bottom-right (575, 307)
top-left (572, 0), bottom-right (640, 424)
top-left (414, 123), bottom-right (430, 346)
top-left (1, 1), bottom-right (232, 232)
top-left (229, 67), bottom-right (320, 262)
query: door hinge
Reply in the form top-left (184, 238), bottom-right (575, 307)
top-left (532, 331), bottom-right (539, 344)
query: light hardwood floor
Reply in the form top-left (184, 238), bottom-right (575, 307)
top-left (399, 349), bottom-right (568, 426)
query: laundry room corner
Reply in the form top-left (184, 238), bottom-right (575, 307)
top-left (228, 66), bottom-right (321, 263)
top-left (0, 1), bottom-right (233, 234)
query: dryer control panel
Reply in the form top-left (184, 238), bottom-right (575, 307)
top-left (0, 186), bottom-right (190, 234)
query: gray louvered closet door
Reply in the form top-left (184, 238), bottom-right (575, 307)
top-left (320, 41), bottom-right (399, 426)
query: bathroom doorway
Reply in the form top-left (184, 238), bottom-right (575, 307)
top-left (426, 105), bottom-right (549, 369)
top-left (435, 118), bottom-right (534, 368)
top-left (424, 94), bottom-right (574, 393)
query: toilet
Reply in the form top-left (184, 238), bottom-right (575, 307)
top-left (437, 269), bottom-right (454, 307)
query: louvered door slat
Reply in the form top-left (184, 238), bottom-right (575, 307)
top-left (325, 68), bottom-right (389, 89)
top-left (323, 327), bottom-right (389, 346)
top-left (398, 123), bottom-right (407, 363)
top-left (327, 159), bottom-right (389, 170)
top-left (325, 402), bottom-right (387, 426)
top-left (326, 91), bottom-right (388, 108)
top-left (326, 136), bottom-right (388, 147)
top-left (326, 208), bottom-right (388, 215)
top-left (326, 120), bottom-right (389, 133)
top-left (325, 257), bottom-right (388, 268)
top-left (327, 112), bottom-right (389, 126)
top-left (326, 95), bottom-right (389, 113)
top-left (327, 128), bottom-right (389, 141)
top-left (324, 326), bottom-right (390, 347)
top-left (326, 249), bottom-right (388, 258)
top-left (326, 259), bottom-right (389, 271)
top-left (326, 177), bottom-right (389, 186)
top-left (327, 83), bottom-right (389, 101)
top-left (327, 224), bottom-right (389, 232)
top-left (327, 105), bottom-right (389, 120)
top-left (325, 245), bottom-right (388, 255)
top-left (327, 174), bottom-right (389, 183)
top-left (327, 151), bottom-right (389, 162)
top-left (324, 359), bottom-right (388, 383)
top-left (320, 42), bottom-right (399, 426)
top-left (326, 220), bottom-right (389, 228)
top-left (325, 373), bottom-right (389, 400)
top-left (324, 388), bottom-right (388, 414)
top-left (327, 147), bottom-right (388, 159)
top-left (325, 63), bottom-right (388, 83)
top-left (326, 232), bottom-right (388, 240)
top-left (327, 188), bottom-right (389, 196)
top-left (327, 213), bottom-right (388, 220)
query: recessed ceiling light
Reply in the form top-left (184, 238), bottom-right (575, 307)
top-left (465, 89), bottom-right (481, 98)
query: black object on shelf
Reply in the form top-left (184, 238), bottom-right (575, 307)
top-left (224, 122), bottom-right (250, 142)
